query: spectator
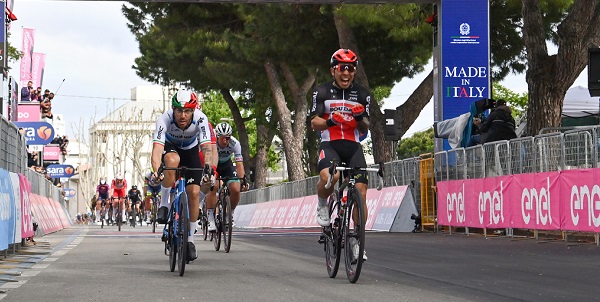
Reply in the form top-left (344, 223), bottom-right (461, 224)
top-left (42, 89), bottom-right (50, 100)
top-left (27, 151), bottom-right (39, 167)
top-left (468, 99), bottom-right (517, 146)
top-left (40, 97), bottom-right (53, 119)
top-left (30, 87), bottom-right (42, 102)
top-left (20, 81), bottom-right (33, 102)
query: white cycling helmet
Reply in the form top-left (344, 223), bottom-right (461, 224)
top-left (116, 172), bottom-right (124, 180)
top-left (215, 122), bottom-right (232, 137)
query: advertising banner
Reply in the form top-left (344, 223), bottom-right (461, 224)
top-left (13, 121), bottom-right (55, 145)
top-left (19, 174), bottom-right (34, 239)
top-left (63, 188), bottom-right (76, 198)
top-left (20, 28), bottom-right (35, 88)
top-left (43, 145), bottom-right (61, 162)
top-left (31, 52), bottom-right (46, 89)
top-left (438, 0), bottom-right (490, 150)
top-left (45, 164), bottom-right (75, 178)
top-left (17, 103), bottom-right (41, 121)
top-left (0, 169), bottom-right (16, 250)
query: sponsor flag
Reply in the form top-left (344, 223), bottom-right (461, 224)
top-left (19, 28), bottom-right (35, 87)
top-left (31, 52), bottom-right (45, 89)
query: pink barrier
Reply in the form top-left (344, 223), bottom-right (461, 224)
top-left (18, 175), bottom-right (34, 239)
top-left (29, 193), bottom-right (68, 234)
top-left (437, 168), bottom-right (600, 232)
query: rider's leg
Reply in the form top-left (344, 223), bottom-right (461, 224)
top-left (186, 184), bottom-right (200, 243)
top-left (160, 153), bottom-right (179, 209)
top-left (228, 181), bottom-right (241, 211)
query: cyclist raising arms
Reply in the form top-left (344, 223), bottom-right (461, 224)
top-left (95, 178), bottom-right (110, 223)
top-left (151, 89), bottom-right (214, 261)
top-left (111, 173), bottom-right (128, 223)
top-left (310, 49), bottom-right (371, 261)
top-left (205, 122), bottom-right (246, 231)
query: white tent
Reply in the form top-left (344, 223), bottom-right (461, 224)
top-left (563, 86), bottom-right (600, 118)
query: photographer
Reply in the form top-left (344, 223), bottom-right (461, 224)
top-left (468, 99), bottom-right (517, 146)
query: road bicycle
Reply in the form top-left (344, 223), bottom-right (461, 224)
top-left (149, 192), bottom-right (159, 233)
top-left (199, 198), bottom-right (208, 241)
top-left (321, 160), bottom-right (384, 283)
top-left (112, 197), bottom-right (123, 232)
top-left (157, 165), bottom-right (206, 276)
top-left (129, 201), bottom-right (137, 227)
top-left (211, 176), bottom-right (243, 253)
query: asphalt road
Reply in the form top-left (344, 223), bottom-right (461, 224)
top-left (1, 224), bottom-right (600, 302)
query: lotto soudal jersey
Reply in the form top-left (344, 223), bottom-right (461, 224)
top-left (153, 109), bottom-right (211, 150)
top-left (310, 81), bottom-right (371, 142)
top-left (217, 136), bottom-right (243, 164)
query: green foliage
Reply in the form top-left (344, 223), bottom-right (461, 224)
top-left (396, 127), bottom-right (434, 160)
top-left (492, 82), bottom-right (528, 119)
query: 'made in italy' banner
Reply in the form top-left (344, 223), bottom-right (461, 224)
top-left (439, 0), bottom-right (490, 151)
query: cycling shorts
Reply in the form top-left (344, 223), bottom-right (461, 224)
top-left (163, 142), bottom-right (203, 186)
top-left (216, 159), bottom-right (240, 185)
top-left (113, 188), bottom-right (126, 198)
top-left (317, 140), bottom-right (368, 184)
top-left (146, 184), bottom-right (161, 195)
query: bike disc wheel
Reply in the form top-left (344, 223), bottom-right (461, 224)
top-left (344, 188), bottom-right (365, 283)
top-left (213, 201), bottom-right (222, 251)
top-left (177, 194), bottom-right (189, 276)
top-left (223, 195), bottom-right (232, 253)
top-left (325, 191), bottom-right (342, 278)
top-left (168, 208), bottom-right (177, 272)
top-left (202, 203), bottom-right (208, 241)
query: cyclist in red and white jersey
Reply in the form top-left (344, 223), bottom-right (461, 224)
top-left (111, 173), bottom-right (128, 223)
top-left (310, 48), bottom-right (371, 261)
top-left (151, 89), bottom-right (214, 261)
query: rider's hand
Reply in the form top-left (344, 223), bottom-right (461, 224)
top-left (351, 104), bottom-right (365, 121)
top-left (327, 112), bottom-right (346, 127)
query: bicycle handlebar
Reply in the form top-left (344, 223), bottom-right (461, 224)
top-left (324, 161), bottom-right (385, 190)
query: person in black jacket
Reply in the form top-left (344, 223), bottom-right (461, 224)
top-left (468, 99), bottom-right (517, 146)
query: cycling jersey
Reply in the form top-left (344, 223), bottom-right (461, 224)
top-left (111, 179), bottom-right (127, 198)
top-left (310, 82), bottom-right (371, 142)
top-left (127, 189), bottom-right (142, 204)
top-left (153, 109), bottom-right (211, 150)
top-left (97, 184), bottom-right (109, 199)
top-left (217, 136), bottom-right (243, 164)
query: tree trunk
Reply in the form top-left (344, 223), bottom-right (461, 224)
top-left (396, 70), bottom-right (434, 137)
top-left (263, 60), bottom-right (306, 181)
top-left (252, 123), bottom-right (276, 189)
top-left (522, 0), bottom-right (600, 135)
top-left (333, 10), bottom-right (392, 163)
top-left (221, 89), bottom-right (251, 177)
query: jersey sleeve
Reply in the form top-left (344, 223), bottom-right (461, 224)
top-left (195, 111), bottom-right (211, 146)
top-left (153, 113), bottom-right (168, 146)
top-left (232, 137), bottom-right (243, 162)
top-left (310, 85), bottom-right (326, 118)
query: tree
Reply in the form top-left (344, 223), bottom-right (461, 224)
top-left (396, 127), bottom-right (434, 160)
top-left (521, 0), bottom-right (600, 135)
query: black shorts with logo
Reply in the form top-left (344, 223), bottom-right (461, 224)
top-left (163, 142), bottom-right (203, 186)
top-left (317, 140), bottom-right (368, 184)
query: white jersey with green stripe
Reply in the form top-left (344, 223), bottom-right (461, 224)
top-left (217, 136), bottom-right (243, 164)
top-left (153, 109), bottom-right (211, 150)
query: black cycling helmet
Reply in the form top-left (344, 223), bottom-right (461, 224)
top-left (132, 185), bottom-right (138, 190)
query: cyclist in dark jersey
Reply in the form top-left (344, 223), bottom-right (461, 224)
top-left (95, 178), bottom-right (110, 222)
top-left (310, 48), bottom-right (371, 261)
top-left (127, 185), bottom-right (142, 224)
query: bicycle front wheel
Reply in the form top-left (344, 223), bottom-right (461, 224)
top-left (344, 188), bottom-right (365, 283)
top-left (222, 194), bottom-right (232, 253)
top-left (177, 193), bottom-right (189, 276)
top-left (213, 198), bottom-right (222, 251)
top-left (151, 197), bottom-right (158, 233)
top-left (325, 191), bottom-right (342, 278)
top-left (201, 203), bottom-right (208, 241)
top-left (117, 203), bottom-right (122, 232)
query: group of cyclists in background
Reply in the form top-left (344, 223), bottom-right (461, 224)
top-left (86, 48), bottom-right (372, 277)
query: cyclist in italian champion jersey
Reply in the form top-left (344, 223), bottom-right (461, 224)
top-left (151, 89), bottom-right (215, 261)
top-left (204, 122), bottom-right (246, 231)
top-left (310, 48), bottom-right (371, 261)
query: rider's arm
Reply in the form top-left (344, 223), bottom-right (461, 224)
top-left (310, 88), bottom-right (329, 131)
top-left (151, 143), bottom-right (165, 175)
top-left (151, 115), bottom-right (168, 174)
top-left (200, 142), bottom-right (214, 167)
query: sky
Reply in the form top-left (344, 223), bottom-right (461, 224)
top-left (8, 0), bottom-right (591, 141)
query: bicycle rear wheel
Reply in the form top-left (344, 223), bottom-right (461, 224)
top-left (344, 188), bottom-right (365, 283)
top-left (325, 191), bottom-right (342, 278)
top-left (223, 194), bottom-right (232, 253)
top-left (177, 193), bottom-right (189, 276)
top-left (131, 206), bottom-right (136, 227)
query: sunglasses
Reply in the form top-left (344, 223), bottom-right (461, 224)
top-left (221, 136), bottom-right (231, 140)
top-left (336, 64), bottom-right (356, 72)
top-left (174, 108), bottom-right (195, 115)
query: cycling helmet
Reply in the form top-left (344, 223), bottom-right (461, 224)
top-left (330, 49), bottom-right (358, 68)
top-left (215, 122), bottom-right (233, 137)
top-left (99, 178), bottom-right (106, 185)
top-left (171, 90), bottom-right (198, 109)
top-left (132, 185), bottom-right (138, 190)
top-left (116, 173), bottom-right (124, 180)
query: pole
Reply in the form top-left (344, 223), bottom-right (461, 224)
top-left (54, 78), bottom-right (65, 94)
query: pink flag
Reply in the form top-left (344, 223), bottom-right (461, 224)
top-left (31, 52), bottom-right (46, 89)
top-left (20, 28), bottom-right (35, 87)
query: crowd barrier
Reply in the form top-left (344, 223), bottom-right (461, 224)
top-left (234, 185), bottom-right (418, 232)
top-left (0, 168), bottom-right (70, 252)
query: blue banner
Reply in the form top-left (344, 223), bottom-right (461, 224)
top-left (440, 0), bottom-right (490, 150)
top-left (63, 188), bottom-right (76, 198)
top-left (0, 169), bottom-right (16, 250)
top-left (46, 164), bottom-right (75, 178)
top-left (13, 121), bottom-right (55, 145)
